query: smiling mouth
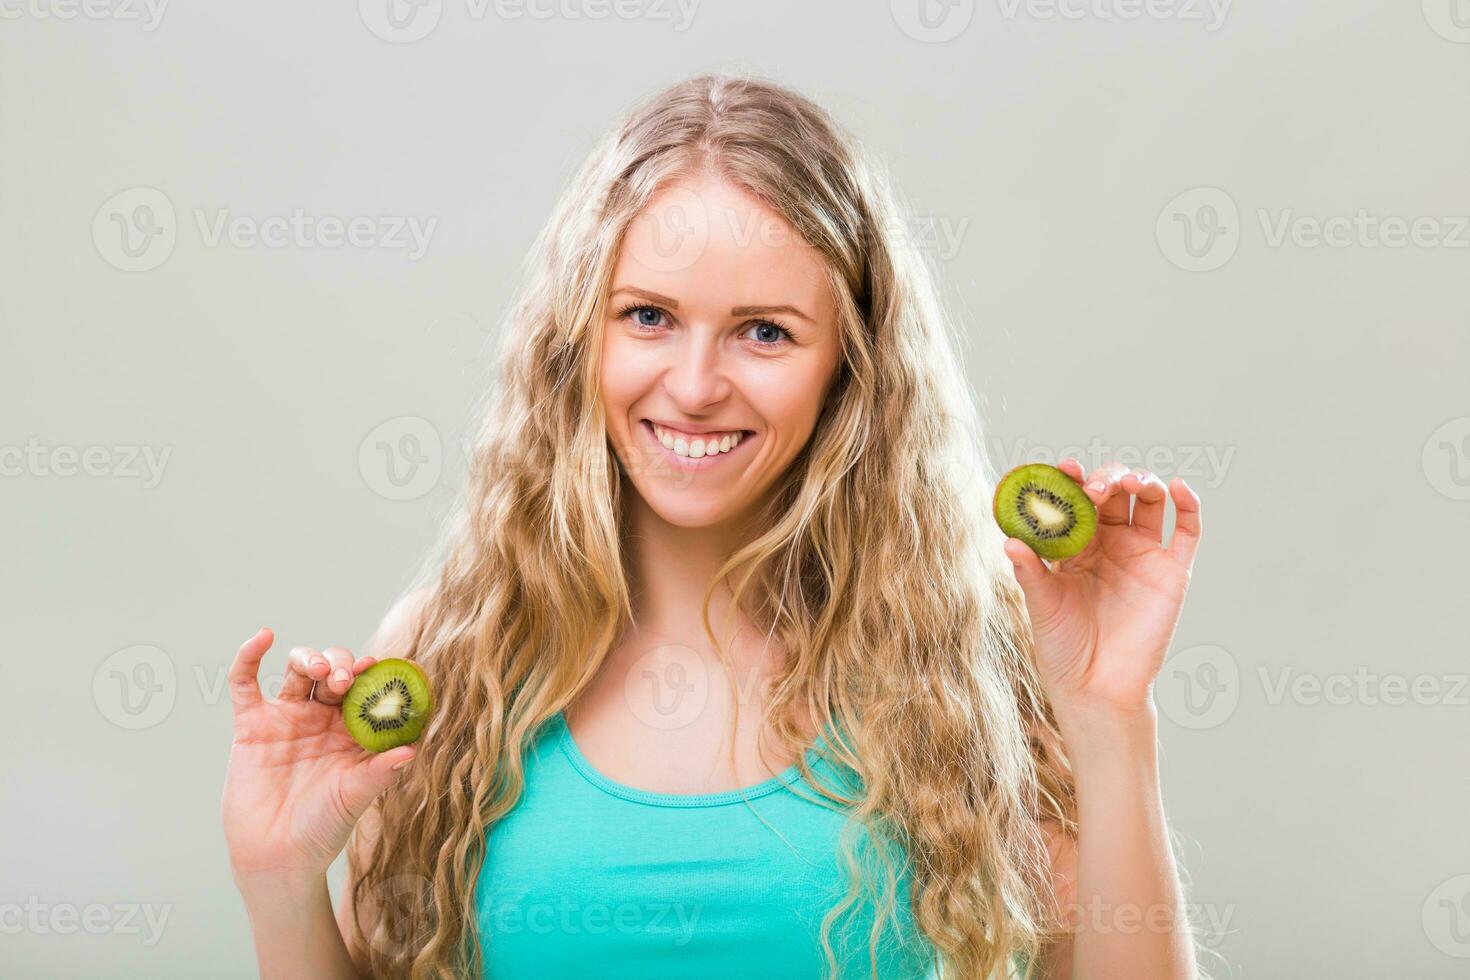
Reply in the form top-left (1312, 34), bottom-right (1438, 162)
top-left (639, 419), bottom-right (755, 466)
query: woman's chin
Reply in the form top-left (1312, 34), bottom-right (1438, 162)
top-left (637, 489), bottom-right (744, 530)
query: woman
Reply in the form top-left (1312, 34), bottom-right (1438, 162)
top-left (222, 73), bottom-right (1204, 979)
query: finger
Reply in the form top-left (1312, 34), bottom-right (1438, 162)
top-left (1003, 538), bottom-right (1065, 628)
top-left (318, 646), bottom-right (360, 701)
top-left (1122, 469), bottom-right (1169, 540)
top-left (1057, 457), bottom-right (1086, 485)
top-left (1167, 478), bottom-right (1203, 565)
top-left (304, 646), bottom-right (358, 706)
top-left (280, 645), bottom-right (331, 702)
top-left (1083, 462), bottom-right (1131, 526)
top-left (336, 746), bottom-right (417, 823)
top-left (228, 628), bottom-right (274, 715)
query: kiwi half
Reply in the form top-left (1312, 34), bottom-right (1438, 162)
top-left (993, 463), bottom-right (1098, 560)
top-left (341, 658), bottom-right (433, 753)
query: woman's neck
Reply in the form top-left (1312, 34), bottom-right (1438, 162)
top-left (622, 489), bottom-right (753, 644)
top-left (606, 490), bottom-right (799, 712)
top-left (567, 489), bottom-right (818, 753)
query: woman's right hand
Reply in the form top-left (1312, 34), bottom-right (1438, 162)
top-left (222, 628), bottom-right (416, 888)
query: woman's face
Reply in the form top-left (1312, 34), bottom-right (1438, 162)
top-left (600, 174), bottom-right (841, 529)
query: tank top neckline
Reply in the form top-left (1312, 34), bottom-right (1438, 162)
top-left (549, 709), bottom-right (830, 809)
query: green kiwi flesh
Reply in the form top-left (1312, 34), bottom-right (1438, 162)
top-left (993, 463), bottom-right (1098, 560)
top-left (341, 658), bottom-right (433, 752)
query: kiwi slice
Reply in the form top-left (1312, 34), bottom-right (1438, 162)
top-left (341, 658), bottom-right (433, 752)
top-left (992, 463), bottom-right (1098, 560)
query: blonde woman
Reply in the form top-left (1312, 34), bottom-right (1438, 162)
top-left (222, 73), bottom-right (1204, 979)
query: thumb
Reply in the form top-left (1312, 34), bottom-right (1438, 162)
top-left (1003, 538), bottom-right (1064, 626)
top-left (337, 746), bottom-right (417, 821)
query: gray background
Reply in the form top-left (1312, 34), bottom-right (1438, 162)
top-left (3, 1), bottom-right (1467, 977)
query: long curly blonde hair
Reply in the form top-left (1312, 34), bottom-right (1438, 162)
top-left (347, 71), bottom-right (1078, 979)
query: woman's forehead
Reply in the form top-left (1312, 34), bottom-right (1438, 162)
top-left (612, 178), bottom-right (835, 321)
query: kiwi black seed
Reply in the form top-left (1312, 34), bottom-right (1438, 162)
top-left (992, 462), bottom-right (1098, 561)
top-left (341, 658), bottom-right (433, 753)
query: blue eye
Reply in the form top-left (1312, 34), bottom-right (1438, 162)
top-left (619, 304), bottom-right (665, 329)
top-left (616, 302), bottom-right (794, 348)
top-left (745, 320), bottom-right (793, 347)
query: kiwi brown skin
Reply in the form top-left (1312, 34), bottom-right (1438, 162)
top-left (341, 658), bottom-right (433, 753)
top-left (992, 462), bottom-right (1098, 561)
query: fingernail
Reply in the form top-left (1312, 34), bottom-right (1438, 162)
top-left (333, 669), bottom-right (350, 684)
top-left (392, 760), bottom-right (409, 771)
top-left (1088, 481), bottom-right (1105, 493)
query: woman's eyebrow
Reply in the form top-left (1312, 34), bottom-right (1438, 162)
top-left (612, 285), bottom-right (811, 323)
top-left (613, 285), bottom-right (679, 308)
top-left (730, 303), bottom-right (811, 322)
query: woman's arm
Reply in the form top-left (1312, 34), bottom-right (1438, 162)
top-left (333, 803), bottom-right (385, 976)
top-left (224, 632), bottom-right (395, 980)
top-left (1001, 459), bottom-right (1203, 980)
top-left (225, 589), bottom-right (430, 980)
top-left (238, 872), bottom-right (366, 980)
top-left (1041, 705), bottom-right (1195, 979)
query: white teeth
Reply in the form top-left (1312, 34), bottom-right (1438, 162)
top-left (650, 423), bottom-right (745, 459)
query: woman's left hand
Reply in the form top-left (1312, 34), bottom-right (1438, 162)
top-left (1002, 459), bottom-right (1203, 721)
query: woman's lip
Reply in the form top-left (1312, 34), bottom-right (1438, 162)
top-left (639, 419), bottom-right (753, 469)
top-left (642, 419), bottom-right (753, 439)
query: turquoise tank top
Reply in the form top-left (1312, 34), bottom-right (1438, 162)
top-left (472, 711), bottom-right (940, 978)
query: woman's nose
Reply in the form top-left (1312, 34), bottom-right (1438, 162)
top-left (662, 329), bottom-right (731, 411)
